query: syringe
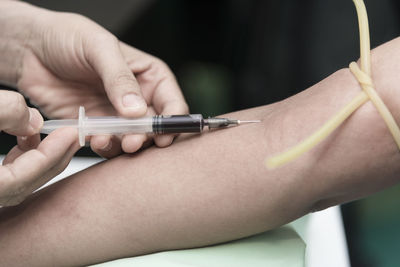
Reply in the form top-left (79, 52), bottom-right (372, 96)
top-left (40, 107), bottom-right (261, 146)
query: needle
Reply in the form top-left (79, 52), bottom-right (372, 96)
top-left (205, 118), bottom-right (261, 129)
top-left (237, 120), bottom-right (262, 124)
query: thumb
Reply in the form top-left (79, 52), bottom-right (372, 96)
top-left (0, 90), bottom-right (43, 136)
top-left (86, 35), bottom-right (147, 117)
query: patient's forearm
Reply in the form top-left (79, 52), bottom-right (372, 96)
top-left (2, 39), bottom-right (400, 266)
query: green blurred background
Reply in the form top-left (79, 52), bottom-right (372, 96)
top-left (1, 1), bottom-right (400, 266)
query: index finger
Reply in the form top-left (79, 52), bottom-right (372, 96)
top-left (85, 34), bottom-right (147, 118)
top-left (119, 43), bottom-right (188, 115)
top-left (0, 128), bottom-right (79, 206)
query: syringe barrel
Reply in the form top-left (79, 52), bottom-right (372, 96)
top-left (152, 114), bottom-right (204, 134)
top-left (83, 114), bottom-right (204, 135)
top-left (84, 116), bottom-right (153, 135)
top-left (49, 107), bottom-right (207, 147)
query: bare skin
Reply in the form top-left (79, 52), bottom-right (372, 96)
top-left (1, 36), bottom-right (400, 266)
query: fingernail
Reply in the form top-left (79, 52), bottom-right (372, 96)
top-left (29, 108), bottom-right (43, 132)
top-left (122, 94), bottom-right (146, 110)
top-left (101, 141), bottom-right (112, 152)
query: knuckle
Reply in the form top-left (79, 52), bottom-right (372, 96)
top-left (13, 91), bottom-right (25, 105)
top-left (70, 13), bottom-right (91, 23)
top-left (60, 12), bottom-right (84, 20)
top-left (111, 72), bottom-right (136, 89)
top-left (8, 93), bottom-right (28, 120)
top-left (4, 167), bottom-right (27, 195)
top-left (0, 167), bottom-right (27, 207)
top-left (11, 92), bottom-right (26, 109)
top-left (153, 58), bottom-right (173, 77)
top-left (61, 12), bottom-right (86, 23)
top-left (153, 58), bottom-right (169, 70)
top-left (1, 165), bottom-right (17, 190)
top-left (85, 31), bottom-right (119, 59)
top-left (91, 32), bottom-right (118, 48)
top-left (141, 59), bottom-right (174, 84)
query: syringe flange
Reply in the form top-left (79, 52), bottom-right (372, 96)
top-left (78, 106), bottom-right (86, 147)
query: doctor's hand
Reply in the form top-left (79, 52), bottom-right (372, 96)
top-left (0, 90), bottom-right (80, 207)
top-left (1, 1), bottom-right (188, 159)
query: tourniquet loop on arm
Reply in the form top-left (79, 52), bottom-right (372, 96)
top-left (266, 0), bottom-right (400, 168)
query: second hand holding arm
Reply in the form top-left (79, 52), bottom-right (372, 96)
top-left (0, 90), bottom-right (80, 207)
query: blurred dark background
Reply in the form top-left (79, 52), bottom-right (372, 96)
top-left (1, 1), bottom-right (400, 266)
